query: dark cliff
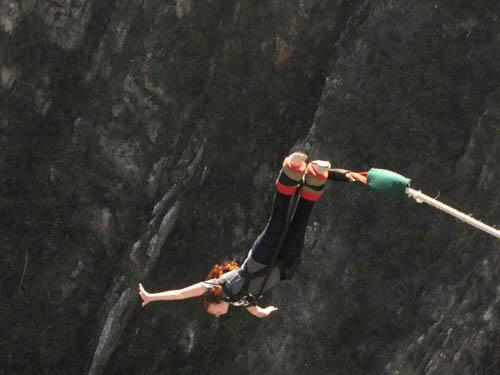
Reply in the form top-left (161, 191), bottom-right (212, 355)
top-left (1, 1), bottom-right (499, 374)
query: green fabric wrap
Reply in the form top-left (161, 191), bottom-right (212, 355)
top-left (367, 169), bottom-right (411, 197)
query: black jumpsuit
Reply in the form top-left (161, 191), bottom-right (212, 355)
top-left (204, 189), bottom-right (315, 305)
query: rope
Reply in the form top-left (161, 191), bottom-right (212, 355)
top-left (406, 188), bottom-right (500, 239)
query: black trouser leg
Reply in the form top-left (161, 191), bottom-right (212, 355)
top-left (251, 191), bottom-right (292, 265)
top-left (279, 198), bottom-right (315, 268)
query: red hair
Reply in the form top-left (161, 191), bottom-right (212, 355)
top-left (201, 260), bottom-right (239, 311)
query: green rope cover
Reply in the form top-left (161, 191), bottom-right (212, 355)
top-left (367, 168), bottom-right (411, 197)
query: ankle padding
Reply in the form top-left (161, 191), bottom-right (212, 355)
top-left (276, 172), bottom-right (300, 195)
top-left (300, 163), bottom-right (329, 201)
top-left (282, 157), bottom-right (307, 182)
top-left (300, 185), bottom-right (324, 201)
top-left (275, 156), bottom-right (307, 195)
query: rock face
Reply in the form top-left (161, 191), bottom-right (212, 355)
top-left (1, 1), bottom-right (499, 374)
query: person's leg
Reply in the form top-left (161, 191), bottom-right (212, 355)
top-left (299, 160), bottom-right (331, 202)
top-left (279, 198), bottom-right (315, 268)
top-left (279, 160), bottom-right (330, 269)
top-left (250, 191), bottom-right (291, 265)
top-left (251, 152), bottom-right (307, 265)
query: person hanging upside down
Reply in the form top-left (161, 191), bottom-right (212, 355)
top-left (138, 152), bottom-right (355, 318)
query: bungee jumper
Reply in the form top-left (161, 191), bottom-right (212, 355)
top-left (138, 152), bottom-right (355, 318)
top-left (138, 157), bottom-right (499, 318)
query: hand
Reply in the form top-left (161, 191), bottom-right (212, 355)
top-left (347, 171), bottom-right (368, 184)
top-left (261, 305), bottom-right (278, 317)
top-left (138, 283), bottom-right (152, 307)
top-left (345, 172), bottom-right (356, 182)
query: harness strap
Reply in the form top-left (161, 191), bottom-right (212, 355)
top-left (226, 260), bottom-right (289, 306)
top-left (226, 267), bottom-right (267, 305)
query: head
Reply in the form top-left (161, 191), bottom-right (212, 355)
top-left (205, 300), bottom-right (229, 317)
top-left (201, 260), bottom-right (239, 316)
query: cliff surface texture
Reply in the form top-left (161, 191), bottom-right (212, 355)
top-left (1, 1), bottom-right (499, 374)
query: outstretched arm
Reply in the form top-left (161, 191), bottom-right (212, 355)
top-left (138, 282), bottom-right (206, 307)
top-left (328, 168), bottom-right (367, 183)
top-left (246, 305), bottom-right (278, 318)
top-left (347, 171), bottom-right (367, 184)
